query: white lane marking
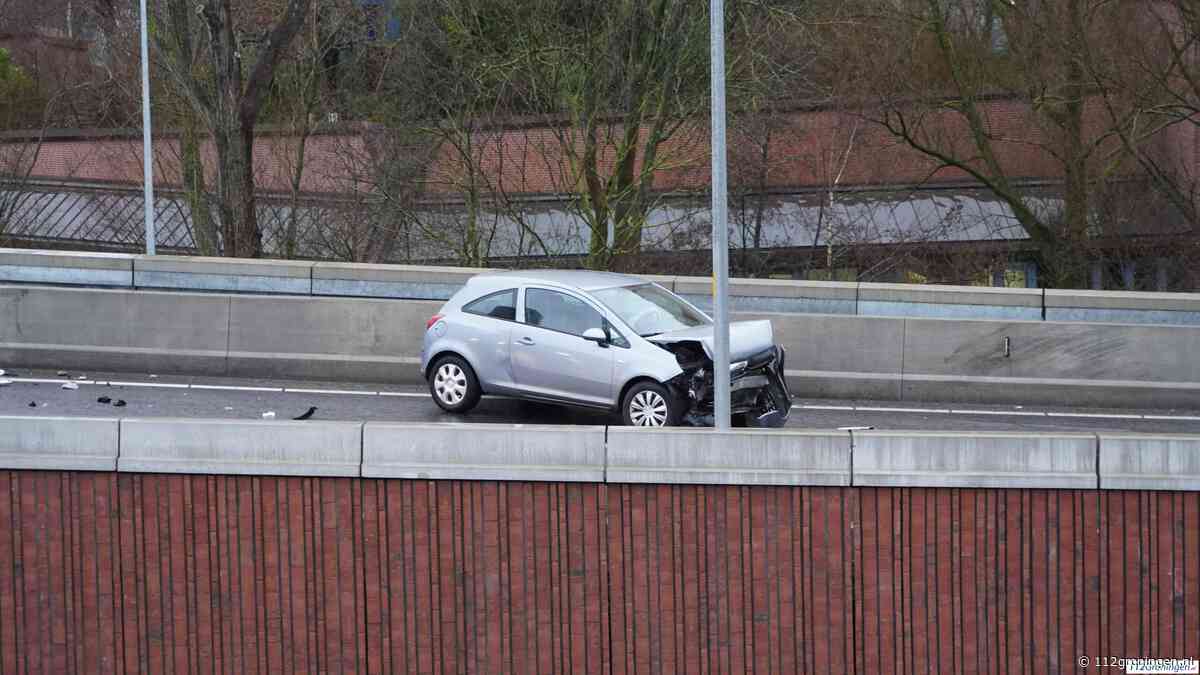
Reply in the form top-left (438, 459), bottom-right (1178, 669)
top-left (855, 406), bottom-right (951, 414)
top-left (949, 409), bottom-right (1048, 417)
top-left (378, 392), bottom-right (429, 398)
top-left (1046, 410), bottom-right (1147, 415)
top-left (283, 387), bottom-right (378, 396)
top-left (12, 377), bottom-right (95, 385)
top-left (1143, 414), bottom-right (1200, 421)
top-left (796, 404), bottom-right (855, 411)
top-left (105, 381), bottom-right (189, 389)
top-left (190, 384), bottom-right (284, 392)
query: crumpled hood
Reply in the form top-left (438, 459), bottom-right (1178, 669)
top-left (646, 320), bottom-right (775, 362)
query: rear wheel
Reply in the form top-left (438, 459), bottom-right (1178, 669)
top-left (621, 381), bottom-right (681, 427)
top-left (428, 355), bottom-right (482, 414)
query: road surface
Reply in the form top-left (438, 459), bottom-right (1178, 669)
top-left (3, 368), bottom-right (1199, 433)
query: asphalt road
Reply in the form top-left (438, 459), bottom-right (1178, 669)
top-left (2, 368), bottom-right (1200, 433)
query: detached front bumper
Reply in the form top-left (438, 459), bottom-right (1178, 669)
top-left (678, 345), bottom-right (793, 427)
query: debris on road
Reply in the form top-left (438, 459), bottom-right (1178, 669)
top-left (293, 406), bottom-right (318, 420)
top-left (261, 411), bottom-right (276, 419)
top-left (838, 425), bottom-right (875, 431)
top-left (113, 400), bottom-right (126, 407)
top-left (57, 371), bottom-right (68, 377)
top-left (224, 406), bottom-right (233, 411)
top-left (97, 396), bottom-right (111, 404)
top-left (149, 374), bottom-right (158, 379)
top-left (75, 375), bottom-right (87, 380)
top-left (27, 401), bottom-right (36, 407)
top-left (61, 382), bottom-right (79, 390)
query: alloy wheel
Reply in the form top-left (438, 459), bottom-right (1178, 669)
top-left (629, 390), bottom-right (669, 427)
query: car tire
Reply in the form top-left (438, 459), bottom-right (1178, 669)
top-left (428, 355), bottom-right (482, 414)
top-left (621, 381), bottom-right (681, 427)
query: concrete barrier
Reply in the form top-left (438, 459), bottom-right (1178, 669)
top-left (0, 249), bottom-right (133, 287)
top-left (1098, 434), bottom-right (1200, 491)
top-left (678, 277), bottom-right (858, 315)
top-left (858, 283), bottom-right (1042, 321)
top-left (852, 431), bottom-right (1098, 489)
top-left (118, 418), bottom-right (362, 477)
top-left (606, 427), bottom-right (851, 485)
top-left (134, 255), bottom-right (312, 294)
top-left (898, 317), bottom-right (1200, 408)
top-left (225, 294), bottom-right (438, 381)
top-left (761, 312), bottom-right (906, 400)
top-left (5, 247), bottom-right (1200, 326)
top-left (1, 415), bottom-right (1200, 492)
top-left (362, 422), bottom-right (605, 482)
top-left (0, 416), bottom-right (118, 471)
top-left (1047, 289), bottom-right (1200, 326)
top-left (312, 261), bottom-right (480, 300)
top-left (0, 285), bottom-right (230, 374)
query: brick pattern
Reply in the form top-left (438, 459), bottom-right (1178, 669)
top-left (1, 471), bottom-right (1197, 674)
top-left (16, 97), bottom-right (1171, 200)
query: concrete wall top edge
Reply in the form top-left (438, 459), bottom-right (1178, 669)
top-left (133, 254), bottom-right (313, 278)
top-left (853, 430), bottom-right (1099, 439)
top-left (312, 261), bottom-right (483, 284)
top-left (7, 249), bottom-right (1200, 315)
top-left (858, 282), bottom-right (1042, 307)
top-left (1045, 288), bottom-right (1200, 312)
top-left (365, 421), bottom-right (608, 432)
top-left (674, 275), bottom-right (858, 300)
top-left (0, 248), bottom-right (135, 270)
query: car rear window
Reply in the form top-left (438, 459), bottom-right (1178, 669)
top-left (463, 289), bottom-right (517, 321)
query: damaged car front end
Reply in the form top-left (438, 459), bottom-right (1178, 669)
top-left (648, 320), bottom-right (793, 427)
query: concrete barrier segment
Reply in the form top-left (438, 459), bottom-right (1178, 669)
top-left (362, 422), bottom-right (606, 482)
top-left (0, 416), bottom-right (119, 471)
top-left (1098, 434), bottom-right (1200, 491)
top-left (117, 418), bottom-right (362, 477)
top-left (606, 427), bottom-right (851, 486)
top-left (852, 431), bottom-right (1099, 489)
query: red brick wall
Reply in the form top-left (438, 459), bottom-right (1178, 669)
top-left (1, 470), bottom-right (1197, 673)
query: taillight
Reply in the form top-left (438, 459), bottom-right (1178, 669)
top-left (426, 314), bottom-right (444, 330)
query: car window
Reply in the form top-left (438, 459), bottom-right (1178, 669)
top-left (462, 289), bottom-right (517, 321)
top-left (525, 288), bottom-right (605, 337)
top-left (591, 283), bottom-right (710, 337)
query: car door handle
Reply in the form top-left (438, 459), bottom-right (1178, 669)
top-left (517, 336), bottom-right (535, 346)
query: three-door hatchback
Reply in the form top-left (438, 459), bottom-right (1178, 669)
top-left (420, 270), bottom-right (792, 427)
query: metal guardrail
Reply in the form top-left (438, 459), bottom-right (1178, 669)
top-left (2, 416), bottom-right (1197, 491)
top-left (3, 247), bottom-right (1200, 325)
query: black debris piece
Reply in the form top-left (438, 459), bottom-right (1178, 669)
top-left (112, 399), bottom-right (127, 407)
top-left (27, 401), bottom-right (36, 407)
top-left (97, 396), bottom-right (112, 404)
top-left (293, 406), bottom-right (318, 421)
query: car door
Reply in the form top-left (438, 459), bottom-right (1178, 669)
top-left (454, 288), bottom-right (518, 390)
top-left (511, 286), bottom-right (616, 406)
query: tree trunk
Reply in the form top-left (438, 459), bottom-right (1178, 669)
top-left (214, 121), bottom-right (262, 259)
top-left (181, 116), bottom-right (218, 256)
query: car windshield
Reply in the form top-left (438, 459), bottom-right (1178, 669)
top-left (591, 283), bottom-right (710, 337)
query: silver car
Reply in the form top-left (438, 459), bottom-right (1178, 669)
top-left (419, 270), bottom-right (792, 427)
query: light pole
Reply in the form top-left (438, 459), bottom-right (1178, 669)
top-left (709, 0), bottom-right (730, 429)
top-left (138, 0), bottom-right (157, 255)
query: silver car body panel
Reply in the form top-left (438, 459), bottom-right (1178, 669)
top-left (645, 320), bottom-right (776, 362)
top-left (420, 270), bottom-right (786, 419)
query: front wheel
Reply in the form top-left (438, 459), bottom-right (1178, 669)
top-left (621, 381), bottom-right (681, 427)
top-left (428, 355), bottom-right (482, 414)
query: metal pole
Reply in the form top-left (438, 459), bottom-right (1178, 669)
top-left (709, 0), bottom-right (730, 429)
top-left (138, 0), bottom-right (157, 255)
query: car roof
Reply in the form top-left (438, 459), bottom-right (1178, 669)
top-left (471, 269), bottom-right (647, 292)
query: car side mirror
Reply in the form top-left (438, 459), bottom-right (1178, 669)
top-left (582, 327), bottom-right (609, 347)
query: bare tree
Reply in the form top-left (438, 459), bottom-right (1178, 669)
top-left (150, 0), bottom-right (310, 257)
